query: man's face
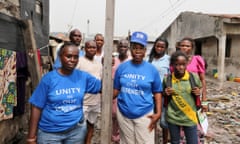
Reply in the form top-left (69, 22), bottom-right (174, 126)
top-left (117, 41), bottom-right (129, 56)
top-left (70, 30), bottom-right (82, 46)
top-left (85, 41), bottom-right (97, 59)
top-left (95, 35), bottom-right (104, 49)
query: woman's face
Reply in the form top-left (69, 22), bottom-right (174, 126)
top-left (154, 40), bottom-right (167, 57)
top-left (130, 43), bottom-right (146, 64)
top-left (60, 45), bottom-right (79, 72)
top-left (173, 55), bottom-right (187, 77)
top-left (179, 40), bottom-right (192, 55)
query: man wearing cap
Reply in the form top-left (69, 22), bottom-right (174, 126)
top-left (113, 31), bottom-right (162, 144)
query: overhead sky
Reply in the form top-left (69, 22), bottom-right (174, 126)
top-left (50, 0), bottom-right (239, 37)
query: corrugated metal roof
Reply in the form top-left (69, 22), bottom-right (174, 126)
top-left (50, 32), bottom-right (69, 41)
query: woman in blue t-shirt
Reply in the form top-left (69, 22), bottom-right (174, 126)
top-left (113, 31), bottom-right (162, 144)
top-left (27, 42), bottom-right (101, 144)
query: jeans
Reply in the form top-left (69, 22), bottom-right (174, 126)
top-left (37, 120), bottom-right (87, 144)
top-left (168, 122), bottom-right (198, 144)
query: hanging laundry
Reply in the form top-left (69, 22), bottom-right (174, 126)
top-left (0, 48), bottom-right (17, 121)
top-left (14, 51), bottom-right (29, 116)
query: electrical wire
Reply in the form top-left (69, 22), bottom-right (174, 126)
top-left (137, 0), bottom-right (187, 31)
top-left (68, 0), bottom-right (79, 32)
top-left (169, 0), bottom-right (178, 16)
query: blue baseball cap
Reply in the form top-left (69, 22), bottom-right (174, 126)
top-left (130, 31), bottom-right (148, 47)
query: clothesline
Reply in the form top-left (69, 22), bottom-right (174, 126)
top-left (38, 44), bottom-right (49, 50)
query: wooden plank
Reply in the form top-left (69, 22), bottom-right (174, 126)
top-left (23, 20), bottom-right (41, 89)
top-left (100, 0), bottom-right (115, 143)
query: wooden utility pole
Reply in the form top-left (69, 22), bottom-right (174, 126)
top-left (100, 0), bottom-right (115, 143)
top-left (23, 20), bottom-right (41, 88)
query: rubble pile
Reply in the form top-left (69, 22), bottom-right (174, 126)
top-left (205, 80), bottom-right (240, 144)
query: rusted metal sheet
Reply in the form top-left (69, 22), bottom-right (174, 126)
top-left (20, 0), bottom-right (49, 55)
top-left (0, 13), bottom-right (25, 51)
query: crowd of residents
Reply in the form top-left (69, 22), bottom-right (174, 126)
top-left (27, 28), bottom-right (208, 144)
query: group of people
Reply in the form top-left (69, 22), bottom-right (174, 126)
top-left (27, 29), bottom-right (208, 144)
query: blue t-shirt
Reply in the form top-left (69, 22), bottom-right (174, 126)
top-left (29, 69), bottom-right (101, 132)
top-left (114, 60), bottom-right (162, 119)
top-left (146, 54), bottom-right (170, 82)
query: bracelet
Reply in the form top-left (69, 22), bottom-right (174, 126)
top-left (27, 136), bottom-right (37, 142)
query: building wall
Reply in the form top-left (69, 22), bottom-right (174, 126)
top-left (177, 12), bottom-right (218, 39)
top-left (201, 37), bottom-right (218, 75)
top-left (0, 0), bottom-right (49, 143)
top-left (0, 0), bottom-right (26, 143)
top-left (160, 12), bottom-right (240, 81)
top-left (224, 35), bottom-right (240, 77)
top-left (200, 35), bottom-right (240, 78)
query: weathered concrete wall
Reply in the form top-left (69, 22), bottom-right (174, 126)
top-left (201, 37), bottom-right (218, 75)
top-left (224, 23), bottom-right (240, 34)
top-left (160, 12), bottom-right (240, 81)
top-left (177, 12), bottom-right (218, 39)
top-left (224, 35), bottom-right (240, 77)
top-left (161, 12), bottom-right (220, 55)
top-left (199, 34), bottom-right (240, 78)
top-left (161, 25), bottom-right (173, 55)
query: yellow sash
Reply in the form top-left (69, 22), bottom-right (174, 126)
top-left (172, 72), bottom-right (198, 124)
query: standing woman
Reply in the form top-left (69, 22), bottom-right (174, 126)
top-left (179, 37), bottom-right (207, 111)
top-left (147, 37), bottom-right (170, 84)
top-left (27, 42), bottom-right (101, 144)
top-left (146, 37), bottom-right (170, 144)
top-left (113, 31), bottom-right (162, 144)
